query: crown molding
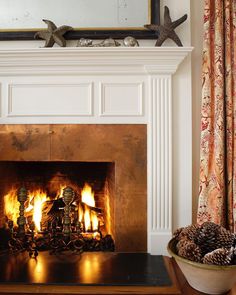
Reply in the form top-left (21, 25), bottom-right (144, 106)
top-left (0, 47), bottom-right (193, 75)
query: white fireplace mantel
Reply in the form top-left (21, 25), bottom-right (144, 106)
top-left (0, 47), bottom-right (190, 73)
top-left (0, 47), bottom-right (193, 254)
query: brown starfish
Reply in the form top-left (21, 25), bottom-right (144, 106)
top-left (145, 6), bottom-right (187, 46)
top-left (34, 19), bottom-right (73, 47)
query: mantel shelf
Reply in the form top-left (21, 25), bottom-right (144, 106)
top-left (0, 47), bottom-right (193, 75)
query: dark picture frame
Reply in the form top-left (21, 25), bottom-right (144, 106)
top-left (0, 0), bottom-right (160, 41)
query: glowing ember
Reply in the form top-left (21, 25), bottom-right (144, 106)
top-left (4, 188), bottom-right (19, 226)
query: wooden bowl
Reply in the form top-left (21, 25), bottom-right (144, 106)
top-left (167, 238), bottom-right (236, 294)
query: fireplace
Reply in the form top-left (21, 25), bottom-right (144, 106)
top-left (0, 124), bottom-right (147, 253)
top-left (0, 46), bottom-right (193, 294)
top-left (0, 47), bottom-right (192, 255)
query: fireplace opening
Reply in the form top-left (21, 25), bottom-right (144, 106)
top-left (0, 124), bottom-right (147, 253)
top-left (0, 161), bottom-right (115, 255)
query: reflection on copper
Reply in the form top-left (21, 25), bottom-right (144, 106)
top-left (5, 253), bottom-right (28, 281)
top-left (28, 255), bottom-right (47, 283)
top-left (80, 254), bottom-right (100, 284)
top-left (5, 255), bottom-right (17, 281)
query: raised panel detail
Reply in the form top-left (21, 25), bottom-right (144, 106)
top-left (8, 83), bottom-right (93, 117)
top-left (99, 83), bottom-right (143, 116)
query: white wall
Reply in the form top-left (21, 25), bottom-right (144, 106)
top-left (162, 0), bottom-right (192, 229)
top-left (0, 1), bottom-right (194, 230)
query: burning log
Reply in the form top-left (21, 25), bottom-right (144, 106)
top-left (80, 202), bottom-right (102, 214)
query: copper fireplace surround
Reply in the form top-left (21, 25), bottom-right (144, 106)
top-left (0, 124), bottom-right (147, 252)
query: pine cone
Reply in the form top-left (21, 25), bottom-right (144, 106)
top-left (203, 248), bottom-right (233, 266)
top-left (201, 222), bottom-right (222, 234)
top-left (216, 227), bottom-right (234, 249)
top-left (173, 227), bottom-right (184, 240)
top-left (194, 222), bottom-right (219, 254)
top-left (176, 238), bottom-right (191, 251)
top-left (178, 224), bottom-right (201, 241)
top-left (178, 240), bottom-right (202, 262)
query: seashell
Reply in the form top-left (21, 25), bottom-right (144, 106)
top-left (123, 36), bottom-right (139, 47)
top-left (77, 38), bottom-right (93, 47)
top-left (96, 38), bottom-right (121, 47)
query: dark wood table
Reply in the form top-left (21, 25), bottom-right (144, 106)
top-left (0, 254), bottom-right (235, 295)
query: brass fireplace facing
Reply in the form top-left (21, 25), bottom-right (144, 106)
top-left (0, 124), bottom-right (147, 253)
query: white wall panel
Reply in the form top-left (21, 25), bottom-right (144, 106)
top-left (7, 83), bottom-right (93, 117)
top-left (99, 82), bottom-right (143, 116)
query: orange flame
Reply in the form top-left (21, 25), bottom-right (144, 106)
top-left (104, 181), bottom-right (111, 235)
top-left (84, 205), bottom-right (91, 231)
top-left (56, 184), bottom-right (67, 199)
top-left (30, 190), bottom-right (47, 232)
top-left (4, 182), bottom-right (101, 234)
top-left (81, 183), bottom-right (95, 207)
top-left (78, 204), bottom-right (83, 222)
top-left (91, 211), bottom-right (99, 231)
top-left (4, 188), bottom-right (19, 226)
top-left (24, 189), bottom-right (48, 232)
top-left (81, 183), bottom-right (98, 232)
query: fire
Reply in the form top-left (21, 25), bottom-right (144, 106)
top-left (4, 188), bottom-right (48, 231)
top-left (78, 204), bottom-right (84, 222)
top-left (81, 183), bottom-right (99, 232)
top-left (4, 182), bottom-right (101, 234)
top-left (84, 205), bottom-right (91, 231)
top-left (56, 184), bottom-right (67, 199)
top-left (4, 188), bottom-right (19, 226)
top-left (29, 190), bottom-right (48, 232)
top-left (81, 183), bottom-right (95, 207)
top-left (91, 211), bottom-right (99, 231)
top-left (104, 182), bottom-right (111, 235)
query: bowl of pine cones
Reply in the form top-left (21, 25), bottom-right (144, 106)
top-left (167, 222), bottom-right (236, 294)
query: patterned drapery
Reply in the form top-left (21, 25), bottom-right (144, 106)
top-left (197, 0), bottom-right (236, 232)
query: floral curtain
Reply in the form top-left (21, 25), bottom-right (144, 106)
top-left (197, 0), bottom-right (236, 232)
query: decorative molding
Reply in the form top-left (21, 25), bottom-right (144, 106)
top-left (99, 82), bottom-right (143, 117)
top-left (7, 83), bottom-right (93, 117)
top-left (148, 76), bottom-right (172, 254)
top-left (0, 47), bottom-right (193, 75)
